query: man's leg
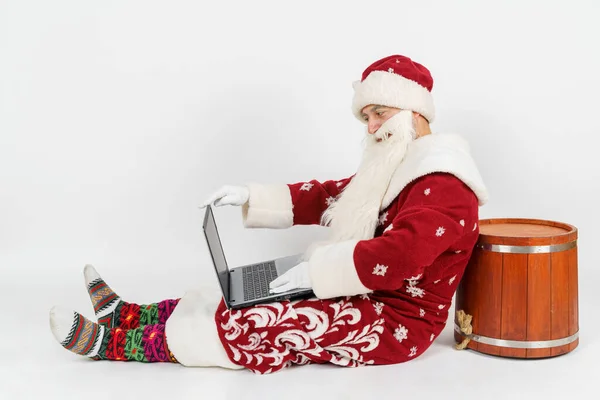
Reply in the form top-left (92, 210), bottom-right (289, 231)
top-left (84, 264), bottom-right (180, 329)
top-left (49, 307), bottom-right (178, 363)
top-left (50, 264), bottom-right (243, 369)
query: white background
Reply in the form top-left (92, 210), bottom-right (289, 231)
top-left (1, 0), bottom-right (599, 399)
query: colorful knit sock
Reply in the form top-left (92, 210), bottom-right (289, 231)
top-left (49, 306), bottom-right (178, 362)
top-left (84, 264), bottom-right (180, 329)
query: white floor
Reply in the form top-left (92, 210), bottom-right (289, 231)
top-left (2, 264), bottom-right (598, 400)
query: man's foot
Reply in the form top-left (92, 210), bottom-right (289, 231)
top-left (49, 306), bottom-right (105, 358)
top-left (49, 306), bottom-right (177, 362)
top-left (84, 264), bottom-right (180, 329)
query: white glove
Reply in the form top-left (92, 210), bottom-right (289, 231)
top-left (269, 261), bottom-right (312, 293)
top-left (199, 185), bottom-right (250, 208)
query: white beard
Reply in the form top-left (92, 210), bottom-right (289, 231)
top-left (301, 110), bottom-right (416, 261)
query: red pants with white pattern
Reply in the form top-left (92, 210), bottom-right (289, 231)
top-left (213, 294), bottom-right (432, 374)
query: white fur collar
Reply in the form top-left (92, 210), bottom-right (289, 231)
top-left (381, 133), bottom-right (489, 209)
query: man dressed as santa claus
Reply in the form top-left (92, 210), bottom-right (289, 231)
top-left (49, 55), bottom-right (489, 374)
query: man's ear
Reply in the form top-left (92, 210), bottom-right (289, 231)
top-left (415, 111), bottom-right (431, 124)
top-left (412, 111), bottom-right (420, 124)
top-left (412, 112), bottom-right (428, 124)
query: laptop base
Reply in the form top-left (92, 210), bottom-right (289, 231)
top-left (226, 284), bottom-right (315, 309)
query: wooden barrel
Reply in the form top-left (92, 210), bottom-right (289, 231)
top-left (454, 218), bottom-right (579, 358)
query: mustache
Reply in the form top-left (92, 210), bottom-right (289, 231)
top-left (374, 128), bottom-right (394, 142)
top-left (361, 111), bottom-right (416, 149)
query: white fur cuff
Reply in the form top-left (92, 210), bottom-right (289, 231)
top-left (307, 239), bottom-right (371, 299)
top-left (241, 183), bottom-right (294, 229)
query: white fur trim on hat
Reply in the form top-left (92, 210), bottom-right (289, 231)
top-left (352, 70), bottom-right (435, 123)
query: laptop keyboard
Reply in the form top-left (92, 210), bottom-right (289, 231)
top-left (242, 261), bottom-right (278, 301)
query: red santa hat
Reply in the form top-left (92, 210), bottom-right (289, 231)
top-left (351, 55), bottom-right (435, 123)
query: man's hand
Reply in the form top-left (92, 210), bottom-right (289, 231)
top-left (199, 185), bottom-right (249, 208)
top-left (269, 261), bottom-right (312, 293)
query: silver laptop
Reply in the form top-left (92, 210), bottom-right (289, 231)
top-left (202, 204), bottom-right (314, 309)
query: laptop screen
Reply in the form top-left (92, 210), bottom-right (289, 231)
top-left (203, 205), bottom-right (230, 302)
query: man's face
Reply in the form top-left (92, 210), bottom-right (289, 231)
top-left (360, 105), bottom-right (402, 140)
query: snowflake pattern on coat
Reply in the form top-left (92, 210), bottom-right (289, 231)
top-left (393, 324), bottom-right (409, 343)
top-left (405, 274), bottom-right (425, 298)
top-left (215, 172), bottom-right (481, 374)
top-left (372, 264), bottom-right (388, 276)
top-left (378, 212), bottom-right (389, 226)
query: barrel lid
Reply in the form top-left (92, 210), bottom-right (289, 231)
top-left (478, 218), bottom-right (577, 246)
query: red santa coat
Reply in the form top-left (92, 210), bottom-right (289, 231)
top-left (165, 134), bottom-right (488, 374)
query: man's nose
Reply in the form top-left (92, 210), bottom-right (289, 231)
top-left (368, 121), bottom-right (381, 135)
